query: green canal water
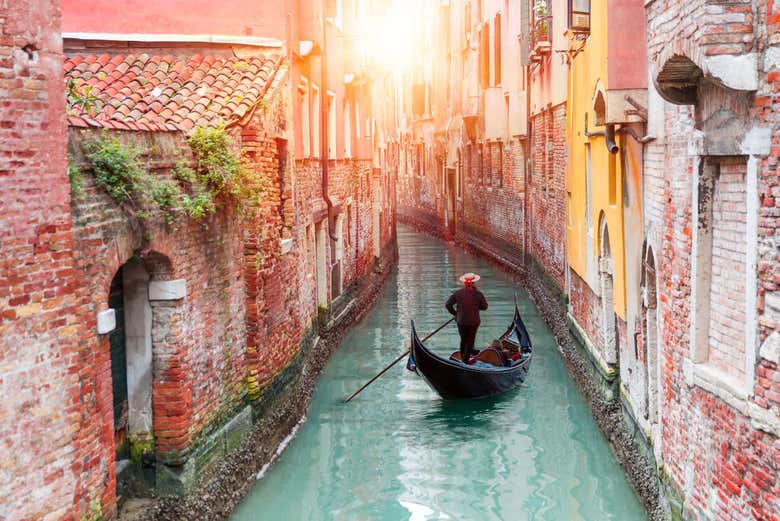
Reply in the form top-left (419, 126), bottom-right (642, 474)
top-left (232, 226), bottom-right (646, 521)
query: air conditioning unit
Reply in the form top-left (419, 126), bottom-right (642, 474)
top-left (570, 12), bottom-right (589, 31)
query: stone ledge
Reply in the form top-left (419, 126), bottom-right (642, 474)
top-left (684, 360), bottom-right (749, 413)
top-left (567, 312), bottom-right (619, 382)
top-left (149, 279), bottom-right (187, 301)
top-left (156, 404), bottom-right (253, 496)
top-left (684, 360), bottom-right (780, 436)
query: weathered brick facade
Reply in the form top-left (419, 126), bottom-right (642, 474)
top-left (0, 1), bottom-right (99, 518)
top-left (528, 105), bottom-right (567, 288)
top-left (2, 21), bottom-right (397, 518)
top-left (644, 0), bottom-right (780, 517)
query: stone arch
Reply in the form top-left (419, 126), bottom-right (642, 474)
top-left (103, 255), bottom-right (155, 496)
top-left (100, 248), bottom-right (191, 493)
top-left (641, 243), bottom-right (660, 424)
top-left (598, 213), bottom-right (617, 365)
top-left (653, 54), bottom-right (702, 106)
top-left (653, 50), bottom-right (756, 151)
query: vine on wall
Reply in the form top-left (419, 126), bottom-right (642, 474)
top-left (76, 126), bottom-right (263, 228)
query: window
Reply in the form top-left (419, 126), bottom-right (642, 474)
top-left (569, 0), bottom-right (590, 31)
top-left (328, 92), bottom-right (336, 159)
top-left (300, 78), bottom-right (310, 158)
top-left (344, 98), bottom-right (352, 158)
top-left (479, 24), bottom-right (490, 89)
top-left (494, 12), bottom-right (501, 85)
top-left (478, 144), bottom-right (484, 184)
top-left (465, 144), bottom-right (472, 183)
top-left (312, 84), bottom-right (320, 157)
top-left (463, 2), bottom-right (471, 44)
top-left (355, 98), bottom-right (361, 138)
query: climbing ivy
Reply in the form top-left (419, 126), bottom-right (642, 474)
top-left (85, 135), bottom-right (145, 205)
top-left (67, 156), bottom-right (85, 201)
top-left (78, 126), bottom-right (260, 229)
top-left (185, 125), bottom-right (261, 216)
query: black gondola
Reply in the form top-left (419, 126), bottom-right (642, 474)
top-left (409, 303), bottom-right (533, 399)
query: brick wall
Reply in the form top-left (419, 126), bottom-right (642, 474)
top-left (457, 137), bottom-right (526, 262)
top-left (707, 160), bottom-right (747, 377)
top-left (528, 104), bottom-right (567, 289)
top-left (0, 0), bottom-right (101, 518)
top-left (68, 127), bottom-right (250, 467)
top-left (569, 270), bottom-right (602, 354)
top-left (645, 0), bottom-right (780, 516)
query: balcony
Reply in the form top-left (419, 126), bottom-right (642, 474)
top-left (530, 14), bottom-right (552, 61)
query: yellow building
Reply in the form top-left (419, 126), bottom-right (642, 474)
top-left (564, 0), bottom-right (648, 395)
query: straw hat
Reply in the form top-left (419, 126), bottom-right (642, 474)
top-left (458, 272), bottom-right (481, 283)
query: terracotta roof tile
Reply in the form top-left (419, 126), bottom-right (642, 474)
top-left (65, 52), bottom-right (282, 133)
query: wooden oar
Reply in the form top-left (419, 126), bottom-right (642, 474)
top-left (344, 317), bottom-right (455, 403)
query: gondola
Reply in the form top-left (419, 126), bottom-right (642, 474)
top-left (409, 303), bottom-right (533, 399)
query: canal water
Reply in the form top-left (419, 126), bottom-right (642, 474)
top-left (232, 226), bottom-right (646, 520)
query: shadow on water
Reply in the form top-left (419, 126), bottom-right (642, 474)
top-left (232, 226), bottom-right (646, 521)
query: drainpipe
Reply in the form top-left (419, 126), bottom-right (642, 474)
top-left (321, 1), bottom-right (338, 247)
top-left (605, 124), bottom-right (619, 154)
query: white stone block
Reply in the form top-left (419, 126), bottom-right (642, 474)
top-left (148, 279), bottom-right (187, 301)
top-left (280, 238), bottom-right (293, 255)
top-left (705, 53), bottom-right (758, 92)
top-left (759, 331), bottom-right (780, 364)
top-left (682, 359), bottom-right (694, 387)
top-left (97, 308), bottom-right (116, 334)
top-left (740, 126), bottom-right (772, 157)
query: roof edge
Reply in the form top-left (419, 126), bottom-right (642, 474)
top-left (63, 32), bottom-right (284, 48)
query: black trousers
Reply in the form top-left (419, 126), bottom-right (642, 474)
top-left (458, 324), bottom-right (479, 362)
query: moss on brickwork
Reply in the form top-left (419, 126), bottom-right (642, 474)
top-left (129, 435), bottom-right (154, 463)
top-left (80, 498), bottom-right (103, 521)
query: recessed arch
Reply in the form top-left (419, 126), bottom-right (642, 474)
top-left (654, 54), bottom-right (702, 105)
top-left (598, 212), bottom-right (617, 366)
top-left (641, 243), bottom-right (660, 424)
top-left (592, 81), bottom-right (607, 126)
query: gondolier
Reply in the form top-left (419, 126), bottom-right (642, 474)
top-left (446, 272), bottom-right (488, 365)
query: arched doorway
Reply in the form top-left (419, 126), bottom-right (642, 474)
top-left (107, 257), bottom-right (154, 469)
top-left (642, 247), bottom-right (659, 424)
top-left (599, 215), bottom-right (617, 366)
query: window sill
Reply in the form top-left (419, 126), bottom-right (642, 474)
top-left (683, 360), bottom-right (749, 411)
top-left (684, 360), bottom-right (780, 436)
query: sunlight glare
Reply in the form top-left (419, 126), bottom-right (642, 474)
top-left (364, 0), bottom-right (418, 73)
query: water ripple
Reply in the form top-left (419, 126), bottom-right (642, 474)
top-left (232, 226), bottom-right (646, 521)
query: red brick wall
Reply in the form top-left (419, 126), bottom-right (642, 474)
top-left (569, 270), bottom-right (602, 353)
top-left (68, 128), bottom-right (249, 466)
top-left (645, 0), bottom-right (780, 516)
top-left (528, 104), bottom-right (567, 288)
top-left (0, 0), bottom-right (103, 518)
top-left (457, 138), bottom-right (526, 260)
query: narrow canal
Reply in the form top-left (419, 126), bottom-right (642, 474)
top-left (232, 226), bottom-right (646, 520)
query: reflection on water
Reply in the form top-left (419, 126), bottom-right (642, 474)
top-left (232, 226), bottom-right (646, 521)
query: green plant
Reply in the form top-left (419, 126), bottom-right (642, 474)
top-left (68, 158), bottom-right (85, 200)
top-left (67, 79), bottom-right (98, 116)
top-left (85, 135), bottom-right (144, 205)
top-left (150, 179), bottom-right (182, 224)
top-left (186, 125), bottom-right (261, 217)
top-left (81, 498), bottom-right (103, 521)
top-left (172, 161), bottom-right (196, 184)
top-left (181, 189), bottom-right (216, 220)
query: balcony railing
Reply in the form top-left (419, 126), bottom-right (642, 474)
top-left (531, 14), bottom-right (553, 60)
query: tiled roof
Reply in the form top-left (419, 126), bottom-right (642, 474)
top-left (64, 52), bottom-right (282, 132)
